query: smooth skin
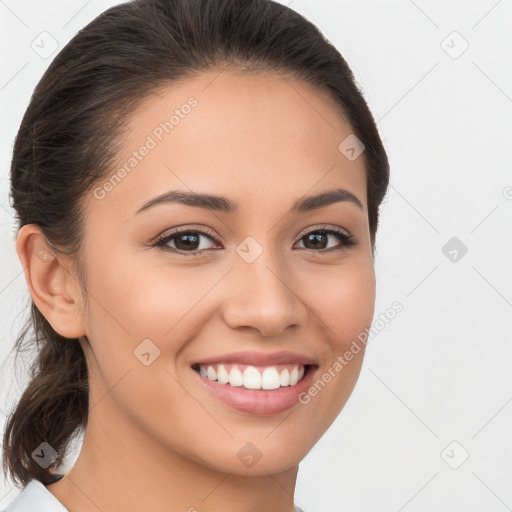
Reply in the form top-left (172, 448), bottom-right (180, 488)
top-left (17, 69), bottom-right (375, 512)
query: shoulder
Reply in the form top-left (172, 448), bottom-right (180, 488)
top-left (2, 479), bottom-right (69, 512)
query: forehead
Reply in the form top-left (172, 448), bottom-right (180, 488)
top-left (84, 70), bottom-right (367, 221)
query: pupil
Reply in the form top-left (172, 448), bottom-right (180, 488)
top-left (176, 233), bottom-right (199, 250)
top-left (305, 232), bottom-right (326, 249)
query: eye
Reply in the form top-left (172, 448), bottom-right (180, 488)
top-left (153, 227), bottom-right (220, 256)
top-left (295, 225), bottom-right (356, 252)
top-left (153, 224), bottom-right (356, 257)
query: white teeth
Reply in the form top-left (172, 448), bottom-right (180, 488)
top-left (261, 367), bottom-right (281, 390)
top-left (207, 366), bottom-right (217, 380)
top-left (228, 367), bottom-right (243, 387)
top-left (197, 363), bottom-right (307, 389)
top-left (243, 366), bottom-right (262, 389)
top-left (217, 364), bottom-right (230, 384)
top-left (280, 368), bottom-right (290, 387)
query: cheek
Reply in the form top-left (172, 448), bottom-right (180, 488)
top-left (295, 259), bottom-right (375, 417)
top-left (85, 247), bottom-right (211, 341)
top-left (81, 252), bottom-right (214, 442)
top-left (301, 258), bottom-right (376, 343)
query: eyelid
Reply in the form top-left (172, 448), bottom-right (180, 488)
top-left (296, 223), bottom-right (352, 239)
top-left (153, 225), bottom-right (220, 246)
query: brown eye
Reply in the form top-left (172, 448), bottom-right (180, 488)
top-left (295, 227), bottom-right (356, 252)
top-left (171, 232), bottom-right (202, 251)
top-left (154, 228), bottom-right (220, 256)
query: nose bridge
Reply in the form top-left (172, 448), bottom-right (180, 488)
top-left (222, 234), bottom-right (306, 335)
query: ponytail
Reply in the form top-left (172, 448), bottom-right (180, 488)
top-left (2, 303), bottom-right (88, 487)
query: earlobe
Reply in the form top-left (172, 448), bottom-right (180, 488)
top-left (16, 224), bottom-right (86, 339)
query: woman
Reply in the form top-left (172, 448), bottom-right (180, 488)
top-left (2, 0), bottom-right (389, 510)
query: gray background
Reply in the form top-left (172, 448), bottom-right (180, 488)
top-left (1, 1), bottom-right (511, 511)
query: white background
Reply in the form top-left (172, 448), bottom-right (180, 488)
top-left (1, 1), bottom-right (511, 511)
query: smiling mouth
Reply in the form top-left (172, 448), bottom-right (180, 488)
top-left (191, 362), bottom-right (313, 390)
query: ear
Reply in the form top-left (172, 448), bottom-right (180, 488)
top-left (16, 224), bottom-right (86, 339)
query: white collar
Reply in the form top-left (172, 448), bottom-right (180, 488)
top-left (2, 479), bottom-right (69, 512)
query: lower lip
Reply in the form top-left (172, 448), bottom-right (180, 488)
top-left (192, 366), bottom-right (317, 415)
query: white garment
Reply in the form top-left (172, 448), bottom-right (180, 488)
top-left (2, 479), bottom-right (68, 512)
top-left (2, 478), bottom-right (307, 511)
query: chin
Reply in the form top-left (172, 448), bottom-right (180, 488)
top-left (183, 427), bottom-right (319, 476)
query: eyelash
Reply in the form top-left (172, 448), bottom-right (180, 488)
top-left (152, 224), bottom-right (357, 257)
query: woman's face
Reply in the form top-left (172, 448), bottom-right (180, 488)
top-left (76, 70), bottom-right (375, 475)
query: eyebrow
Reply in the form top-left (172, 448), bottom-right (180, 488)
top-left (135, 187), bottom-right (363, 215)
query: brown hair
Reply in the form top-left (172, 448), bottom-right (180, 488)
top-left (2, 0), bottom-right (389, 487)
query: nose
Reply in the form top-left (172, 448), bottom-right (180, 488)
top-left (221, 248), bottom-right (308, 337)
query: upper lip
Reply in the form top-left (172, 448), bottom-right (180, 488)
top-left (192, 350), bottom-right (318, 367)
